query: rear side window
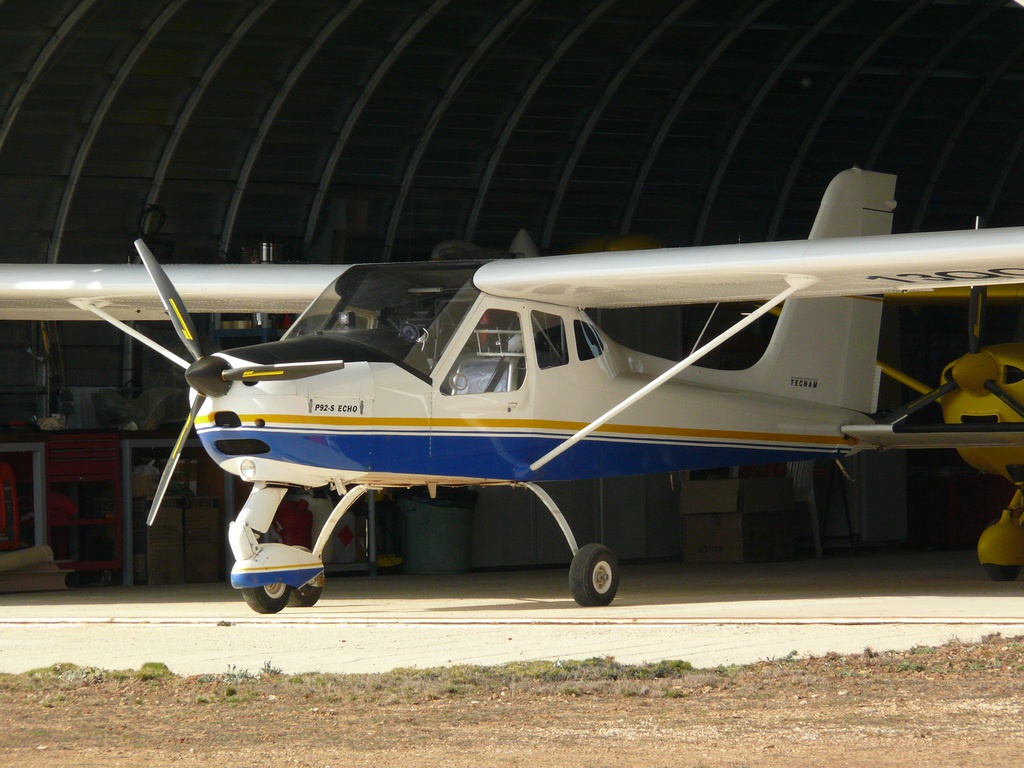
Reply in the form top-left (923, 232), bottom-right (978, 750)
top-left (532, 311), bottom-right (568, 369)
top-left (575, 320), bottom-right (604, 361)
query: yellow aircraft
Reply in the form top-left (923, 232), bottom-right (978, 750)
top-left (881, 286), bottom-right (1024, 580)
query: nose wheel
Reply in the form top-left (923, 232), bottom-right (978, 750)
top-left (242, 582), bottom-right (293, 614)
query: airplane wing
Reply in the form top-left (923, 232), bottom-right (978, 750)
top-left (0, 263), bottom-right (345, 321)
top-left (4, 225), bottom-right (1024, 320)
top-left (475, 227), bottom-right (1024, 308)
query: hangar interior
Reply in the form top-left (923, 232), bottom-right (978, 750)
top-left (1, 0), bottom-right (1023, 588)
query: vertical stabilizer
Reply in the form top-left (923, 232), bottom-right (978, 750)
top-left (751, 294), bottom-right (884, 413)
top-left (807, 167), bottom-right (897, 239)
top-left (715, 169), bottom-right (895, 413)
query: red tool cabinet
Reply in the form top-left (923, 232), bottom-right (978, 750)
top-left (45, 432), bottom-right (122, 577)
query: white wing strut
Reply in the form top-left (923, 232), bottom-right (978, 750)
top-left (529, 275), bottom-right (820, 473)
top-left (69, 299), bottom-right (191, 369)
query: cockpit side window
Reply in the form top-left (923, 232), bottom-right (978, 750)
top-left (575, 319), bottom-right (604, 361)
top-left (531, 311), bottom-right (568, 369)
top-left (441, 309), bottom-right (525, 395)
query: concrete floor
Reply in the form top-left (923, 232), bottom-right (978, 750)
top-left (1, 549), bottom-right (1023, 676)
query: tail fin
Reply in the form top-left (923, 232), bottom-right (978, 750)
top-left (711, 169), bottom-right (896, 413)
top-left (750, 294), bottom-right (884, 413)
top-left (807, 167), bottom-right (897, 239)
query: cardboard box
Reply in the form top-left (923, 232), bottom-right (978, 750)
top-left (184, 497), bottom-right (221, 583)
top-left (682, 511), bottom-right (794, 563)
top-left (145, 495), bottom-right (183, 585)
top-left (184, 497), bottom-right (221, 542)
top-left (131, 472), bottom-right (158, 499)
top-left (679, 477), bottom-right (794, 515)
top-left (185, 538), bottom-right (220, 583)
top-left (680, 477), bottom-right (795, 563)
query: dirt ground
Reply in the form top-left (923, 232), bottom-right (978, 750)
top-left (2, 633), bottom-right (1023, 767)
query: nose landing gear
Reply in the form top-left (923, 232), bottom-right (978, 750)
top-left (978, 491), bottom-right (1024, 582)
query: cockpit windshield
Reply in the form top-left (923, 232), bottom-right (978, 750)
top-left (284, 261), bottom-right (482, 377)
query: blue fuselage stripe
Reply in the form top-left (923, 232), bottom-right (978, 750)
top-left (200, 425), bottom-right (845, 482)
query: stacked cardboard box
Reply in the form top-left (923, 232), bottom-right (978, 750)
top-left (134, 496), bottom-right (184, 585)
top-left (132, 495), bottom-right (222, 584)
top-left (184, 497), bottom-right (220, 583)
top-left (680, 477), bottom-right (795, 563)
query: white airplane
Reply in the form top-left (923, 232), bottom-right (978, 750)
top-left (5, 168), bottom-right (1024, 613)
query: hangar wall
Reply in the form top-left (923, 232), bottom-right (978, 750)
top-left (1, 1), bottom-right (1023, 583)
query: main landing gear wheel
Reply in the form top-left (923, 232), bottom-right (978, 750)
top-left (569, 543), bottom-right (619, 607)
top-left (242, 582), bottom-right (293, 614)
top-left (982, 563), bottom-right (1021, 582)
top-left (978, 509), bottom-right (1024, 582)
top-left (288, 583), bottom-right (324, 607)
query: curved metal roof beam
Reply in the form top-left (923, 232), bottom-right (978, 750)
top-left (694, 1), bottom-right (855, 246)
top-left (382, 0), bottom-right (537, 261)
top-left (620, 0), bottom-right (778, 236)
top-left (145, 0), bottom-right (278, 212)
top-left (303, 0), bottom-right (453, 252)
top-left (465, 0), bottom-right (618, 246)
top-left (0, 0), bottom-right (100, 160)
top-left (912, 37), bottom-right (1024, 231)
top-left (49, 0), bottom-right (186, 263)
top-left (219, 0), bottom-right (369, 259)
top-left (865, 1), bottom-right (1000, 169)
top-left (766, 0), bottom-right (930, 240)
top-left (984, 114), bottom-right (1024, 224)
top-left (541, 0), bottom-right (701, 247)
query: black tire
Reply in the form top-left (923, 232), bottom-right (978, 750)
top-left (982, 563), bottom-right (1021, 582)
top-left (288, 582), bottom-right (324, 607)
top-left (569, 543), bottom-right (619, 607)
top-left (241, 583), bottom-right (292, 614)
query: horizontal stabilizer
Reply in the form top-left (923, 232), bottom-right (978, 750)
top-left (844, 422), bottom-right (1024, 449)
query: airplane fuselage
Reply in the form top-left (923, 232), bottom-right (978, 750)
top-left (193, 261), bottom-right (869, 490)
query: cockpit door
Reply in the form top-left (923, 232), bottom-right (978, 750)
top-left (431, 304), bottom-right (533, 478)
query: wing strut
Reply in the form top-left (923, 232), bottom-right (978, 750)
top-left (529, 275), bottom-right (820, 473)
top-left (69, 299), bottom-right (191, 369)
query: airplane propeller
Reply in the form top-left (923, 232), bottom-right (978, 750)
top-left (132, 239), bottom-right (344, 526)
top-left (887, 284), bottom-right (1024, 424)
top-left (134, 239), bottom-right (210, 526)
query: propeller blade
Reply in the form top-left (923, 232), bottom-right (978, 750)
top-left (883, 378), bottom-right (959, 424)
top-left (968, 285), bottom-right (987, 355)
top-left (222, 360), bottom-right (345, 382)
top-left (134, 238), bottom-right (204, 362)
top-left (146, 394), bottom-right (206, 526)
top-left (984, 380), bottom-right (1024, 420)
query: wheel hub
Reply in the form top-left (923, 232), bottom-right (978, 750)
top-left (263, 582), bottom-right (288, 600)
top-left (592, 561), bottom-right (612, 593)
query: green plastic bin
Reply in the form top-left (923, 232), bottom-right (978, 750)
top-left (399, 496), bottom-right (473, 574)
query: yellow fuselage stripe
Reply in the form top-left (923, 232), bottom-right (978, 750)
top-left (196, 413), bottom-right (851, 447)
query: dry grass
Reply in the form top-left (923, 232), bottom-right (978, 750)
top-left (2, 634), bottom-right (1024, 766)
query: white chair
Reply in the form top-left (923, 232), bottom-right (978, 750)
top-left (788, 460), bottom-right (822, 557)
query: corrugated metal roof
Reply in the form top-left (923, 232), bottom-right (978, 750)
top-left (0, 0), bottom-right (1021, 265)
